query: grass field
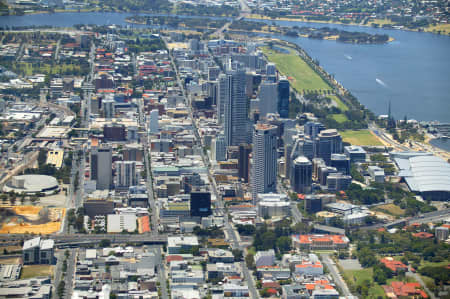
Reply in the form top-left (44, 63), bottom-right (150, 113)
top-left (261, 47), bottom-right (332, 93)
top-left (331, 114), bottom-right (348, 123)
top-left (329, 95), bottom-right (349, 111)
top-left (373, 203), bottom-right (405, 216)
top-left (340, 130), bottom-right (383, 146)
top-left (343, 268), bottom-right (386, 298)
top-left (424, 23), bottom-right (450, 35)
top-left (20, 265), bottom-right (54, 279)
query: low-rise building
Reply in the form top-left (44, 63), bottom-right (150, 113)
top-left (291, 234), bottom-right (349, 250)
top-left (22, 237), bottom-right (54, 265)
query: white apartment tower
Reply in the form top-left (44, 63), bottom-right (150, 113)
top-left (252, 124), bottom-right (278, 202)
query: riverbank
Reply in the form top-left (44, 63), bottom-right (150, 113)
top-left (247, 14), bottom-right (450, 36)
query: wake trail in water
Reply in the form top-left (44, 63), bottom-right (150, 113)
top-left (376, 78), bottom-right (388, 88)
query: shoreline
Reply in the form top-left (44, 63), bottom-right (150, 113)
top-left (8, 10), bottom-right (449, 36)
top-left (246, 14), bottom-right (450, 36)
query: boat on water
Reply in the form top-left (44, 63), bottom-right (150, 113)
top-left (344, 54), bottom-right (352, 60)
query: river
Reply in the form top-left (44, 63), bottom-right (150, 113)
top-left (0, 12), bottom-right (449, 123)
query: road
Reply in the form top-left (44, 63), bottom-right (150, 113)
top-left (406, 271), bottom-right (436, 299)
top-left (321, 254), bottom-right (353, 297)
top-left (369, 123), bottom-right (410, 151)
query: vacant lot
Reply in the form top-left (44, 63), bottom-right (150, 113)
top-left (373, 203), bottom-right (405, 217)
top-left (340, 130), bottom-right (383, 146)
top-left (20, 265), bottom-right (54, 279)
top-left (261, 47), bottom-right (332, 92)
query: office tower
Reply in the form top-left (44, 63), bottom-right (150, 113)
top-left (277, 77), bottom-right (290, 118)
top-left (318, 166), bottom-right (337, 185)
top-left (326, 173), bottom-right (352, 191)
top-left (331, 154), bottom-right (351, 175)
top-left (258, 81), bottom-right (278, 118)
top-left (238, 143), bottom-right (252, 183)
top-left (316, 129), bottom-right (342, 165)
top-left (284, 143), bottom-right (293, 179)
top-left (221, 69), bottom-right (249, 146)
top-left (127, 126), bottom-right (138, 142)
top-left (344, 145), bottom-right (366, 163)
top-left (123, 144), bottom-right (143, 161)
top-left (149, 109), bottom-right (159, 134)
top-left (208, 66), bottom-right (220, 81)
top-left (91, 96), bottom-right (100, 115)
top-left (266, 63), bottom-right (276, 76)
top-left (212, 135), bottom-right (226, 161)
top-left (103, 124), bottom-right (126, 141)
top-left (91, 146), bottom-right (113, 190)
top-left (291, 156), bottom-right (312, 194)
top-left (312, 158), bottom-right (326, 181)
top-left (102, 98), bottom-right (115, 119)
top-left (190, 192), bottom-right (211, 217)
top-left (115, 161), bottom-right (137, 188)
top-left (252, 124), bottom-right (278, 202)
top-left (182, 173), bottom-right (203, 194)
top-left (304, 121), bottom-right (325, 138)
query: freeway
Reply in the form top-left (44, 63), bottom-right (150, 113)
top-left (359, 208), bottom-right (450, 230)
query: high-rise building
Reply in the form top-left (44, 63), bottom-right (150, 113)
top-left (190, 192), bottom-right (211, 217)
top-left (91, 146), bottom-right (113, 190)
top-left (212, 135), bottom-right (227, 162)
top-left (208, 66), bottom-right (220, 81)
top-left (103, 124), bottom-right (126, 141)
top-left (305, 121), bottom-right (325, 138)
top-left (252, 124), bottom-right (278, 202)
top-left (291, 156), bottom-right (312, 194)
top-left (258, 81), bottom-right (278, 118)
top-left (219, 69), bottom-right (249, 146)
top-left (238, 143), bottom-right (252, 183)
top-left (115, 161), bottom-right (137, 189)
top-left (316, 129), bottom-right (342, 165)
top-left (326, 173), bottom-right (352, 191)
top-left (266, 63), bottom-right (276, 76)
top-left (103, 98), bottom-right (115, 119)
top-left (330, 154), bottom-right (351, 175)
top-left (149, 109), bottom-right (159, 134)
top-left (277, 77), bottom-right (290, 118)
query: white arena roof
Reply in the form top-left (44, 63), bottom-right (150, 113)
top-left (392, 152), bottom-right (450, 194)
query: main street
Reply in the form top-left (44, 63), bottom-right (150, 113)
top-left (321, 254), bottom-right (353, 297)
top-left (165, 35), bottom-right (260, 299)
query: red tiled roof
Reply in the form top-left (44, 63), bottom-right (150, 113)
top-left (413, 232), bottom-right (434, 239)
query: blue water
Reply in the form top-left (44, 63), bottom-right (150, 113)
top-left (0, 12), bottom-right (449, 122)
top-left (429, 137), bottom-right (450, 152)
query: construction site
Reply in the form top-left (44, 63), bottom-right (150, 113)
top-left (0, 205), bottom-right (65, 234)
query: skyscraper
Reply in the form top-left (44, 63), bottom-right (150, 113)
top-left (305, 121), bottom-right (325, 138)
top-left (91, 146), bottom-right (113, 190)
top-left (277, 77), bottom-right (290, 118)
top-left (190, 192), bottom-right (212, 217)
top-left (115, 161), bottom-right (137, 189)
top-left (238, 143), bottom-right (252, 183)
top-left (219, 69), bottom-right (249, 146)
top-left (252, 124), bottom-right (278, 202)
top-left (316, 129), bottom-right (342, 165)
top-left (212, 135), bottom-right (226, 161)
top-left (258, 81), bottom-right (278, 118)
top-left (291, 156), bottom-right (312, 194)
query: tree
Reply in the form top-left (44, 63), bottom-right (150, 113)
top-left (99, 239), bottom-right (111, 248)
top-left (232, 249), bottom-right (243, 261)
top-left (276, 236), bottom-right (292, 253)
top-left (245, 253), bottom-right (255, 270)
